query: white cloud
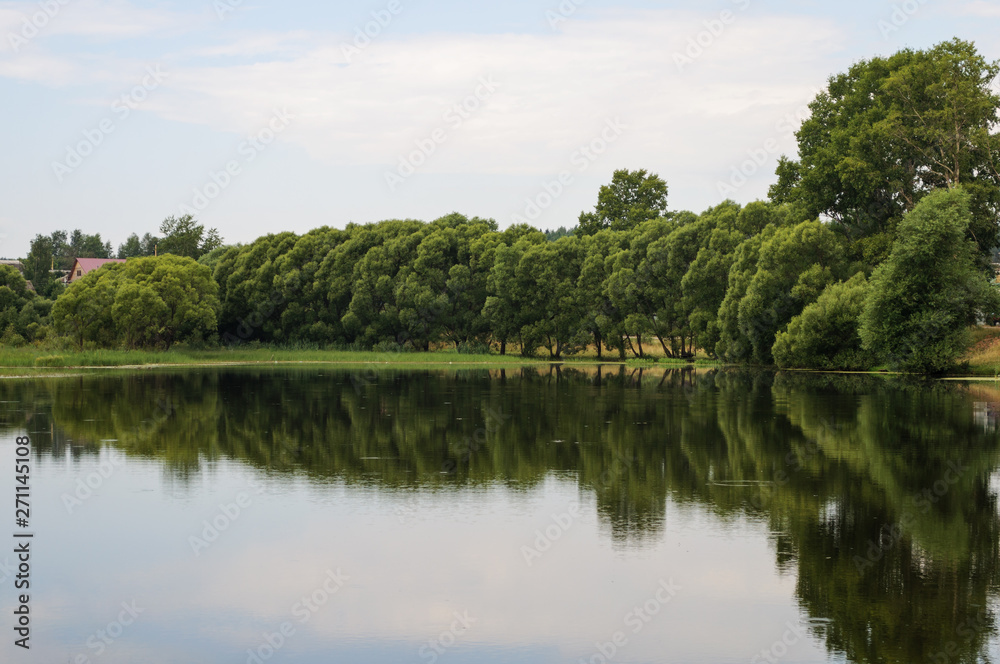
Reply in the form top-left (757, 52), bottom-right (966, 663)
top-left (0, 4), bottom-right (852, 244)
top-left (0, 0), bottom-right (201, 52)
top-left (128, 9), bottom-right (843, 183)
top-left (961, 1), bottom-right (1000, 17)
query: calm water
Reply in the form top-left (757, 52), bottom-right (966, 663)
top-left (1, 366), bottom-right (999, 664)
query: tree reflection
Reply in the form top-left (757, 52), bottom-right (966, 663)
top-left (6, 366), bottom-right (1000, 663)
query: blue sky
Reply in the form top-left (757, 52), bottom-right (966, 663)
top-left (0, 0), bottom-right (998, 257)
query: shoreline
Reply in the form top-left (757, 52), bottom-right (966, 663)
top-left (0, 349), bottom-right (995, 380)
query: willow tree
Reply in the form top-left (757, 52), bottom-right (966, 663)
top-left (860, 187), bottom-right (999, 373)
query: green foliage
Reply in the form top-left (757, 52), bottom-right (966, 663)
top-left (544, 226), bottom-right (575, 241)
top-left (578, 169), bottom-right (668, 236)
top-left (117, 232), bottom-right (160, 259)
top-left (23, 236), bottom-right (57, 298)
top-left (773, 273), bottom-right (874, 370)
top-left (25, 39), bottom-right (997, 372)
top-left (0, 266), bottom-right (47, 346)
top-left (860, 188), bottom-right (999, 373)
top-left (736, 220), bottom-right (849, 364)
top-left (158, 215), bottom-right (223, 259)
top-left (51, 256), bottom-right (218, 350)
top-left (482, 231), bottom-right (546, 356)
top-left (25, 230), bottom-right (112, 296)
top-left (578, 229), bottom-right (631, 359)
top-left (681, 201), bottom-right (744, 356)
top-left (771, 38), bottom-right (1000, 260)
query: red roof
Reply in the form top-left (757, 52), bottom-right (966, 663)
top-left (70, 258), bottom-right (126, 282)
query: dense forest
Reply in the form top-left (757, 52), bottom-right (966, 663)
top-left (4, 38), bottom-right (1000, 373)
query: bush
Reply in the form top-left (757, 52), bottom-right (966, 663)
top-left (35, 355), bottom-right (66, 367)
top-left (859, 188), bottom-right (1000, 373)
top-left (773, 273), bottom-right (874, 370)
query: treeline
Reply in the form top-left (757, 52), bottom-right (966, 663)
top-left (23, 215), bottom-right (221, 298)
top-left (4, 38), bottom-right (1000, 372)
top-left (207, 186), bottom-right (995, 372)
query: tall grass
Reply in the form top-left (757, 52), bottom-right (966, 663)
top-left (961, 326), bottom-right (1000, 375)
top-left (0, 346), bottom-right (552, 369)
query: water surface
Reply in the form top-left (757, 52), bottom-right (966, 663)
top-left (1, 366), bottom-right (998, 663)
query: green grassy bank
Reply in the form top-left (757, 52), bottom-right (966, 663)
top-left (0, 347), bottom-right (552, 370)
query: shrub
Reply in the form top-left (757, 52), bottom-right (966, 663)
top-left (773, 273), bottom-right (874, 370)
top-left (859, 188), bottom-right (1000, 373)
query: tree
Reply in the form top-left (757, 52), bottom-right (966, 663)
top-left (773, 273), bottom-right (874, 370)
top-left (482, 229), bottom-right (548, 355)
top-left (123, 256), bottom-right (219, 348)
top-left (343, 221), bottom-right (427, 348)
top-left (0, 266), bottom-right (39, 346)
top-left (544, 226), bottom-right (575, 242)
top-left (68, 229), bottom-right (112, 260)
top-left (23, 235), bottom-right (57, 298)
top-left (52, 256), bottom-right (218, 349)
top-left (395, 215), bottom-right (497, 350)
top-left (216, 232), bottom-right (299, 344)
top-left (681, 202), bottom-right (745, 356)
top-left (859, 187), bottom-right (999, 373)
top-left (51, 264), bottom-right (121, 349)
top-left (578, 169), bottom-right (668, 236)
top-left (24, 230), bottom-right (112, 296)
top-left (118, 232), bottom-right (160, 259)
top-left (158, 215), bottom-right (223, 259)
top-left (518, 238), bottom-right (589, 358)
top-left (736, 220), bottom-right (849, 364)
top-left (578, 229), bottom-right (631, 359)
top-left (770, 39), bottom-right (1000, 263)
top-left (112, 282), bottom-right (169, 349)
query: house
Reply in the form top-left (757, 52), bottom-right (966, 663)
top-left (0, 260), bottom-right (24, 273)
top-left (67, 258), bottom-right (126, 283)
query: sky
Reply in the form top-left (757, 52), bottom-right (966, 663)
top-left (0, 0), bottom-right (998, 258)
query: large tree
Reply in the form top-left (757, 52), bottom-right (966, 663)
top-left (24, 230), bottom-right (112, 296)
top-left (770, 39), bottom-right (1000, 263)
top-left (158, 215), bottom-right (223, 260)
top-left (859, 187), bottom-right (999, 373)
top-left (52, 255), bottom-right (218, 349)
top-left (577, 169), bottom-right (669, 236)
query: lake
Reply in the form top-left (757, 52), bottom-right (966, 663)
top-left (1, 366), bottom-right (999, 664)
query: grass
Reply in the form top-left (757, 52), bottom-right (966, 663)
top-left (959, 326), bottom-right (1000, 376)
top-left (0, 338), bottom-right (725, 371)
top-left (0, 347), bottom-right (552, 370)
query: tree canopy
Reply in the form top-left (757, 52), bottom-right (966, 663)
top-left (770, 38), bottom-right (1000, 263)
top-left (578, 169), bottom-right (669, 236)
top-left (859, 187), bottom-right (999, 373)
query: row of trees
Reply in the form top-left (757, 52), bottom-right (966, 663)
top-left (3, 38), bottom-right (998, 372)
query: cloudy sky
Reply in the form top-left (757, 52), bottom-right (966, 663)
top-left (0, 0), bottom-right (997, 257)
